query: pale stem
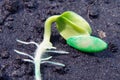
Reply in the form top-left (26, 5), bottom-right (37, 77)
top-left (34, 46), bottom-right (46, 80)
top-left (43, 15), bottom-right (59, 42)
top-left (34, 15), bottom-right (60, 80)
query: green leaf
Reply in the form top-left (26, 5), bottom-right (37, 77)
top-left (67, 35), bottom-right (108, 53)
top-left (56, 11), bottom-right (92, 39)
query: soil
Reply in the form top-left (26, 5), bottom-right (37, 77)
top-left (0, 0), bottom-right (120, 80)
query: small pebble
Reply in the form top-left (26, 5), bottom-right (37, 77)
top-left (97, 30), bottom-right (106, 38)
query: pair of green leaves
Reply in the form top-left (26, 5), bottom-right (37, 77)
top-left (55, 11), bottom-right (107, 53)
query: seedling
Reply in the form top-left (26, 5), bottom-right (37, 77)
top-left (14, 11), bottom-right (107, 80)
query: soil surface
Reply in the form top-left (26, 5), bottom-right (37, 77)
top-left (0, 0), bottom-right (120, 80)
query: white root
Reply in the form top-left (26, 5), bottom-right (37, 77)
top-left (14, 49), bottom-right (34, 60)
top-left (16, 39), bottom-right (39, 47)
top-left (41, 61), bottom-right (65, 67)
top-left (23, 59), bottom-right (34, 64)
top-left (46, 50), bottom-right (69, 54)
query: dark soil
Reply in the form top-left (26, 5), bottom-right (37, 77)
top-left (0, 0), bottom-right (120, 80)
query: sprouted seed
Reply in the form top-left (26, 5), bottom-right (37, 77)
top-left (14, 11), bottom-right (107, 80)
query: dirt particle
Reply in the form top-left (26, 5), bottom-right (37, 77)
top-left (6, 17), bottom-right (14, 21)
top-left (0, 13), bottom-right (10, 25)
top-left (0, 64), bottom-right (8, 72)
top-left (47, 9), bottom-right (60, 15)
top-left (58, 0), bottom-right (64, 3)
top-left (12, 66), bottom-right (26, 77)
top-left (40, 17), bottom-right (46, 22)
top-left (12, 70), bottom-right (23, 77)
top-left (25, 65), bottom-right (34, 76)
top-left (88, 5), bottom-right (99, 19)
top-left (0, 70), bottom-right (3, 77)
top-left (0, 51), bottom-right (9, 59)
top-left (25, 2), bottom-right (34, 8)
top-left (108, 42), bottom-right (118, 53)
top-left (104, 0), bottom-right (111, 4)
top-left (23, 0), bottom-right (31, 2)
top-left (14, 58), bottom-right (23, 65)
top-left (116, 21), bottom-right (120, 25)
top-left (85, 0), bottom-right (95, 4)
top-left (24, 1), bottom-right (37, 9)
top-left (4, 0), bottom-right (19, 13)
top-left (0, 28), bottom-right (2, 32)
top-left (13, 59), bottom-right (24, 69)
top-left (71, 54), bottom-right (81, 58)
top-left (66, 0), bottom-right (75, 2)
top-left (0, 6), bottom-right (10, 25)
top-left (54, 67), bottom-right (69, 75)
top-left (4, 21), bottom-right (14, 30)
top-left (34, 23), bottom-right (43, 33)
top-left (0, 71), bottom-right (7, 80)
top-left (49, 0), bottom-right (55, 1)
top-left (0, 16), bottom-right (5, 25)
